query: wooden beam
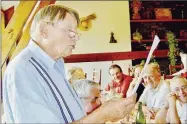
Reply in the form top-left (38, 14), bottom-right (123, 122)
top-left (4, 6), bottom-right (14, 27)
top-left (2, 1), bottom-right (38, 68)
top-left (10, 0), bottom-right (56, 61)
top-left (64, 50), bottom-right (169, 63)
top-left (1, 11), bottom-right (5, 33)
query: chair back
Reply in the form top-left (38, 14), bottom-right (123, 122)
top-left (169, 64), bottom-right (184, 75)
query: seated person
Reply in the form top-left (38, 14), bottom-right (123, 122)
top-left (172, 47), bottom-right (187, 78)
top-left (138, 63), bottom-right (170, 119)
top-left (105, 64), bottom-right (133, 98)
top-left (155, 76), bottom-right (187, 124)
top-left (67, 67), bottom-right (86, 84)
top-left (127, 65), bottom-right (145, 101)
top-left (72, 79), bottom-right (101, 115)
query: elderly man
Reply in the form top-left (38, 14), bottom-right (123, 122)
top-left (72, 79), bottom-right (101, 115)
top-left (3, 5), bottom-right (136, 123)
top-left (105, 64), bottom-right (133, 98)
top-left (138, 63), bottom-right (170, 119)
top-left (155, 76), bottom-right (187, 124)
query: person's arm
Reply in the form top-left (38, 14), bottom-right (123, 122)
top-left (72, 94), bottom-right (137, 123)
top-left (167, 95), bottom-right (180, 124)
top-left (172, 69), bottom-right (184, 76)
top-left (155, 107), bottom-right (168, 123)
top-left (126, 78), bottom-right (136, 97)
top-left (3, 66), bottom-right (62, 123)
top-left (121, 76), bottom-right (133, 97)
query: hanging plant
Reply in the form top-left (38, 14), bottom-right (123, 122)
top-left (166, 31), bottom-right (178, 72)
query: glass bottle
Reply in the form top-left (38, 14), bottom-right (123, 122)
top-left (136, 102), bottom-right (146, 124)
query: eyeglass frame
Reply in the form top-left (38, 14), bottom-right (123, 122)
top-left (174, 85), bottom-right (187, 93)
top-left (44, 21), bottom-right (81, 39)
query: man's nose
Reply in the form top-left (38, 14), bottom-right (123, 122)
top-left (114, 75), bottom-right (118, 79)
top-left (72, 35), bottom-right (80, 41)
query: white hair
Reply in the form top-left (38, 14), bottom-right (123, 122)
top-left (72, 79), bottom-right (100, 98)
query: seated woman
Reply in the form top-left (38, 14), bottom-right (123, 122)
top-left (155, 76), bottom-right (187, 124)
top-left (172, 48), bottom-right (187, 78)
top-left (126, 65), bottom-right (145, 101)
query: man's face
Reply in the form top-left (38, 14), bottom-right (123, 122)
top-left (43, 13), bottom-right (80, 59)
top-left (143, 68), bottom-right (160, 89)
top-left (171, 78), bottom-right (187, 103)
top-left (85, 87), bottom-right (101, 114)
top-left (109, 68), bottom-right (123, 83)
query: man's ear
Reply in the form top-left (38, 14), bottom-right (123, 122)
top-left (39, 21), bottom-right (48, 39)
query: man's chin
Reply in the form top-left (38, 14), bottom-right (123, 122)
top-left (62, 52), bottom-right (72, 58)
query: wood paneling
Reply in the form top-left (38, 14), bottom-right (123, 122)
top-left (64, 50), bottom-right (168, 63)
top-left (4, 6), bottom-right (14, 26)
top-left (2, 1), bottom-right (38, 68)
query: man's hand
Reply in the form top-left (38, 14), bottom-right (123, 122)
top-left (99, 93), bottom-right (137, 122)
top-left (167, 92), bottom-right (177, 107)
top-left (147, 108), bottom-right (156, 119)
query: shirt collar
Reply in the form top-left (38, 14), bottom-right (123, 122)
top-left (27, 39), bottom-right (56, 70)
top-left (153, 80), bottom-right (163, 92)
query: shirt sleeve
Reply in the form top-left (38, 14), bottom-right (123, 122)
top-left (3, 65), bottom-right (62, 123)
top-left (121, 76), bottom-right (133, 97)
top-left (138, 88), bottom-right (148, 105)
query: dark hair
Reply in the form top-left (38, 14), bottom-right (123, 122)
top-left (109, 64), bottom-right (123, 75)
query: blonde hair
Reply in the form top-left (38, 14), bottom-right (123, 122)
top-left (30, 4), bottom-right (80, 38)
top-left (68, 67), bottom-right (86, 83)
top-left (147, 63), bottom-right (161, 74)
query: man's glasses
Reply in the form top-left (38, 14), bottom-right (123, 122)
top-left (61, 28), bottom-right (81, 40)
top-left (174, 85), bottom-right (187, 93)
top-left (44, 21), bottom-right (81, 40)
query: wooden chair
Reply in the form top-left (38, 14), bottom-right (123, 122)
top-left (163, 74), bottom-right (174, 80)
top-left (169, 64), bottom-right (184, 75)
top-left (128, 65), bottom-right (134, 77)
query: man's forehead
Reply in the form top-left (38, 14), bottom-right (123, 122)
top-left (143, 69), bottom-right (155, 76)
top-left (171, 78), bottom-right (187, 87)
top-left (42, 13), bottom-right (77, 27)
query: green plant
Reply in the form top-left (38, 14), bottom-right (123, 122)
top-left (166, 31), bottom-right (178, 72)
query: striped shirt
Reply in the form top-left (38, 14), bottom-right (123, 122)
top-left (3, 40), bottom-right (85, 123)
